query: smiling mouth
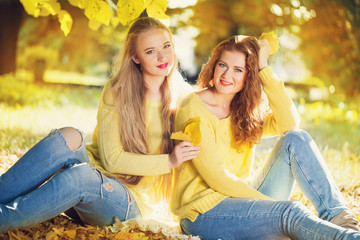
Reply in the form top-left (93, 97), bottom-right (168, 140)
top-left (157, 63), bottom-right (168, 69)
top-left (220, 79), bottom-right (232, 86)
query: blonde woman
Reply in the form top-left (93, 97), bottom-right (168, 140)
top-left (0, 17), bottom-right (200, 233)
top-left (171, 35), bottom-right (360, 239)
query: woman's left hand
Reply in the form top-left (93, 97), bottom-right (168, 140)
top-left (258, 39), bottom-right (271, 70)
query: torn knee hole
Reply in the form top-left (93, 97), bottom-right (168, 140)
top-left (59, 127), bottom-right (83, 152)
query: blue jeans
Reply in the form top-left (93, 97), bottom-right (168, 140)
top-left (0, 129), bottom-right (140, 233)
top-left (181, 130), bottom-right (360, 240)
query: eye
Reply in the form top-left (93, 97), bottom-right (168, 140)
top-left (218, 63), bottom-right (226, 68)
top-left (146, 49), bottom-right (155, 54)
top-left (164, 44), bottom-right (172, 49)
top-left (235, 68), bottom-right (243, 73)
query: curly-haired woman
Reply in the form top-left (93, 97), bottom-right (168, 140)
top-left (171, 35), bottom-right (360, 240)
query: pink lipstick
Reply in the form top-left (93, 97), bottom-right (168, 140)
top-left (157, 63), bottom-right (168, 69)
top-left (220, 79), bottom-right (232, 86)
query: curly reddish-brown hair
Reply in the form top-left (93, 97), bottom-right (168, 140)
top-left (198, 36), bottom-right (268, 150)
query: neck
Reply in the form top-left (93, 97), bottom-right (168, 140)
top-left (210, 87), bottom-right (235, 110)
top-left (143, 75), bottom-right (165, 102)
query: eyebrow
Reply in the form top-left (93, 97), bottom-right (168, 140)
top-left (218, 59), bottom-right (245, 69)
top-left (144, 41), bottom-right (171, 52)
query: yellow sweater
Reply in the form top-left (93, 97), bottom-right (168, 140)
top-left (86, 79), bottom-right (192, 218)
top-left (171, 67), bottom-right (300, 222)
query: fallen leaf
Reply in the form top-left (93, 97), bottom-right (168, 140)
top-left (260, 31), bottom-right (280, 55)
top-left (170, 131), bottom-right (191, 142)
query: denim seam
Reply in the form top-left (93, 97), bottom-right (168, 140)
top-left (290, 144), bottom-right (331, 217)
top-left (256, 146), bottom-right (290, 191)
top-left (286, 212), bottom-right (334, 240)
top-left (89, 168), bottom-right (134, 220)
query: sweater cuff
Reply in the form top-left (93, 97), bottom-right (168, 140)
top-left (259, 66), bottom-right (273, 80)
top-left (159, 154), bottom-right (171, 174)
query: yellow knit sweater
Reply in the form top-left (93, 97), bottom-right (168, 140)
top-left (86, 79), bottom-right (192, 218)
top-left (171, 67), bottom-right (300, 222)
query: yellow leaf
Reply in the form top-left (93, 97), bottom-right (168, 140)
top-left (183, 117), bottom-right (201, 146)
top-left (34, 8), bottom-right (41, 18)
top-left (146, 0), bottom-right (169, 20)
top-left (152, 0), bottom-right (168, 10)
top-left (170, 131), bottom-right (191, 142)
top-left (20, 0), bottom-right (38, 16)
top-left (63, 229), bottom-right (77, 239)
top-left (260, 31), bottom-right (280, 55)
top-left (39, 0), bottom-right (61, 16)
top-left (146, 4), bottom-right (169, 20)
top-left (111, 16), bottom-right (120, 28)
top-left (68, 0), bottom-right (84, 9)
top-left (84, 0), bottom-right (101, 19)
top-left (95, 0), bottom-right (112, 25)
top-left (52, 227), bottom-right (64, 235)
top-left (58, 10), bottom-right (73, 36)
top-left (45, 231), bottom-right (58, 240)
top-left (171, 118), bottom-right (201, 145)
top-left (88, 18), bottom-right (102, 31)
top-left (144, 0), bottom-right (152, 7)
top-left (117, 0), bottom-right (146, 25)
top-left (20, 0), bottom-right (60, 17)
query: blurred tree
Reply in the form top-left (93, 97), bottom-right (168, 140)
top-left (188, 0), bottom-right (297, 66)
top-left (0, 0), bottom-right (24, 75)
top-left (299, 0), bottom-right (360, 96)
top-left (0, 0), bottom-right (169, 79)
top-left (187, 0), bottom-right (359, 97)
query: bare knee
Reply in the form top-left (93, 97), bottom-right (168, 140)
top-left (59, 127), bottom-right (82, 151)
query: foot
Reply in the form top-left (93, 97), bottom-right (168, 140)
top-left (330, 210), bottom-right (360, 231)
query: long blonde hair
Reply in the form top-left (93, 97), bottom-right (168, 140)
top-left (198, 36), bottom-right (268, 150)
top-left (109, 17), bottom-right (177, 199)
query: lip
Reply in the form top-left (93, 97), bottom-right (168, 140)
top-left (220, 79), bottom-right (232, 86)
top-left (157, 63), bottom-right (168, 69)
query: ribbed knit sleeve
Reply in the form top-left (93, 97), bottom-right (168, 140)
top-left (175, 93), bottom-right (271, 200)
top-left (88, 80), bottom-right (170, 176)
top-left (260, 67), bottom-right (300, 136)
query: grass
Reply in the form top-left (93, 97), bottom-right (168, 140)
top-left (0, 74), bottom-right (359, 239)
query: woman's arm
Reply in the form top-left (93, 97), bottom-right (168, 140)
top-left (96, 81), bottom-right (199, 176)
top-left (258, 40), bottom-right (300, 136)
top-left (97, 105), bottom-right (171, 176)
top-left (91, 81), bottom-right (169, 176)
top-left (175, 99), bottom-right (271, 200)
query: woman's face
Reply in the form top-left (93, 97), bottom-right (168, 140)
top-left (132, 28), bottom-right (174, 80)
top-left (213, 50), bottom-right (247, 97)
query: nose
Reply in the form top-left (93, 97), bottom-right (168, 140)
top-left (222, 68), bottom-right (231, 79)
top-left (157, 50), bottom-right (166, 62)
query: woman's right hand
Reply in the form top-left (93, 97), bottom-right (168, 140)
top-left (258, 39), bottom-right (271, 70)
top-left (168, 141), bottom-right (200, 169)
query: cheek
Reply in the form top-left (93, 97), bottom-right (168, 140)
top-left (236, 75), bottom-right (246, 87)
top-left (213, 67), bottom-right (222, 79)
top-left (141, 55), bottom-right (155, 66)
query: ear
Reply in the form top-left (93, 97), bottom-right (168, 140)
top-left (132, 55), bottom-right (140, 64)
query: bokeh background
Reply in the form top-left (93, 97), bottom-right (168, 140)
top-left (0, 0), bottom-right (360, 225)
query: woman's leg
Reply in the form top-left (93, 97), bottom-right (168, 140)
top-left (181, 198), bottom-right (360, 240)
top-left (0, 163), bottom-right (140, 233)
top-left (250, 129), bottom-right (348, 221)
top-left (0, 127), bottom-right (88, 204)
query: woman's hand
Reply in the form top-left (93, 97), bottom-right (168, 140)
top-left (258, 39), bottom-right (271, 70)
top-left (168, 141), bottom-right (200, 169)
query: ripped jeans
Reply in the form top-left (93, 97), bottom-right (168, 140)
top-left (0, 129), bottom-right (140, 233)
top-left (181, 130), bottom-right (360, 240)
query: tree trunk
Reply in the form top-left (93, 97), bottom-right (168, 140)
top-left (0, 1), bottom-right (24, 75)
